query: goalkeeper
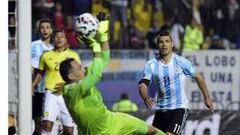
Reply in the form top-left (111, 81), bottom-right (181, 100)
top-left (58, 12), bottom-right (166, 135)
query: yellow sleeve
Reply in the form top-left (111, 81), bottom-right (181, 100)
top-left (39, 53), bottom-right (46, 71)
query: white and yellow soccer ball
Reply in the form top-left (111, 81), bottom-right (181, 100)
top-left (75, 13), bottom-right (99, 38)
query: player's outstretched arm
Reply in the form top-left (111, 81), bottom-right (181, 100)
top-left (97, 11), bottom-right (110, 67)
top-left (76, 36), bottom-right (104, 90)
top-left (194, 73), bottom-right (214, 113)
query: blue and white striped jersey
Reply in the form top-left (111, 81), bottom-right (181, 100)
top-left (32, 39), bottom-right (53, 93)
top-left (32, 39), bottom-right (53, 69)
top-left (142, 53), bottom-right (196, 110)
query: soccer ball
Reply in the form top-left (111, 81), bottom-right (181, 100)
top-left (75, 13), bottom-right (99, 37)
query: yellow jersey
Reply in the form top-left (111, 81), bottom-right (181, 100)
top-left (39, 49), bottom-right (81, 91)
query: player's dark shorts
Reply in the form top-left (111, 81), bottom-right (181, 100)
top-left (152, 108), bottom-right (189, 135)
top-left (32, 92), bottom-right (45, 117)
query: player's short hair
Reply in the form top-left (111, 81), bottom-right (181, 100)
top-left (54, 29), bottom-right (66, 37)
top-left (60, 58), bottom-right (75, 83)
top-left (157, 31), bottom-right (172, 43)
top-left (38, 18), bottom-right (53, 29)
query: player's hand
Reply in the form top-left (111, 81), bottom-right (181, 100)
top-left (96, 11), bottom-right (108, 21)
top-left (143, 97), bottom-right (155, 108)
top-left (77, 35), bottom-right (101, 53)
top-left (204, 96), bottom-right (214, 113)
top-left (53, 82), bottom-right (65, 95)
top-left (96, 11), bottom-right (109, 42)
top-left (77, 35), bottom-right (96, 47)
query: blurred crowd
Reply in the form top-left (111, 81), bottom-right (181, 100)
top-left (8, 0), bottom-right (240, 52)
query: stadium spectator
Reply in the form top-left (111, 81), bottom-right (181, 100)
top-left (32, 0), bottom-right (51, 25)
top-left (161, 0), bottom-right (191, 26)
top-left (169, 19), bottom-right (184, 54)
top-left (53, 2), bottom-right (65, 29)
top-left (201, 36), bottom-right (211, 50)
top-left (139, 31), bottom-right (214, 135)
top-left (112, 92), bottom-right (139, 113)
top-left (223, 0), bottom-right (240, 46)
top-left (183, 15), bottom-right (204, 51)
top-left (43, 0), bottom-right (54, 9)
top-left (191, 0), bottom-right (202, 25)
top-left (126, 18), bottom-right (145, 49)
top-left (109, 0), bottom-right (128, 48)
top-left (58, 0), bottom-right (74, 15)
top-left (92, 0), bottom-right (107, 16)
top-left (199, 0), bottom-right (214, 36)
top-left (144, 18), bottom-right (161, 50)
top-left (159, 16), bottom-right (173, 33)
top-left (209, 35), bottom-right (226, 49)
top-left (43, 0), bottom-right (55, 15)
top-left (64, 15), bottom-right (79, 48)
top-left (131, 0), bottom-right (152, 34)
top-left (212, 2), bottom-right (225, 38)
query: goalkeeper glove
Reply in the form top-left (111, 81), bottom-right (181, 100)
top-left (96, 11), bottom-right (109, 42)
top-left (77, 35), bottom-right (101, 53)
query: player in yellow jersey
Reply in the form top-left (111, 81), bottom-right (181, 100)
top-left (32, 29), bottom-right (80, 135)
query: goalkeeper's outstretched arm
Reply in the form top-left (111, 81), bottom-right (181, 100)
top-left (97, 11), bottom-right (110, 67)
top-left (73, 35), bottom-right (104, 90)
